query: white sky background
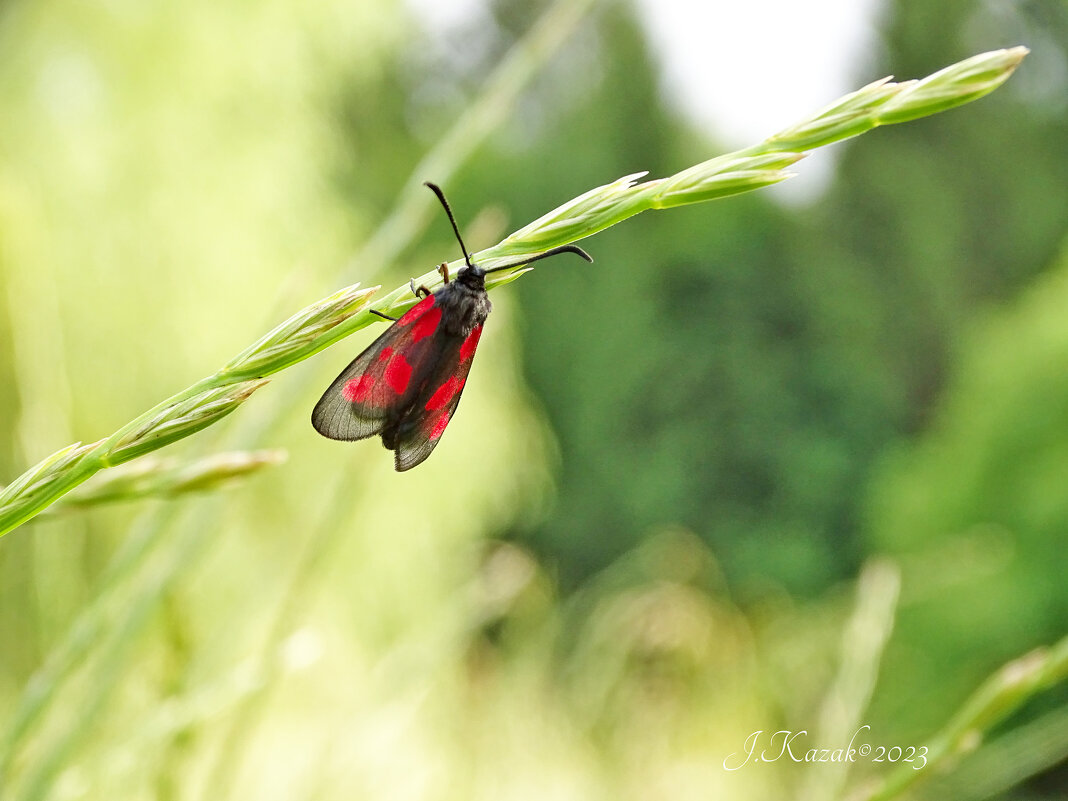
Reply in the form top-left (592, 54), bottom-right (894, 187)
top-left (407, 0), bottom-right (887, 201)
top-left (631, 0), bottom-right (887, 147)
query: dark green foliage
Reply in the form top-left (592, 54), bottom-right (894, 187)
top-left (465, 0), bottom-right (1068, 625)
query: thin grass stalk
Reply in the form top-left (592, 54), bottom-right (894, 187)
top-left (200, 0), bottom-right (606, 791)
top-left (200, 472), bottom-right (357, 799)
top-left (800, 559), bottom-right (901, 801)
top-left (0, 47), bottom-right (1027, 539)
top-left (206, 48), bottom-right (1027, 792)
top-left (0, 286), bottom-right (376, 537)
top-left (850, 633), bottom-right (1068, 801)
top-left (926, 704), bottom-right (1068, 800)
top-left (337, 0), bottom-right (603, 285)
top-left (0, 0), bottom-right (606, 793)
top-left (27, 450), bottom-right (287, 514)
top-left (47, 650), bottom-right (283, 798)
top-left (192, 44), bottom-right (1037, 800)
top-left (13, 501), bottom-right (223, 801)
top-left (0, 502), bottom-right (179, 788)
top-left (0, 42), bottom-right (1033, 793)
top-left (0, 41), bottom-right (1030, 786)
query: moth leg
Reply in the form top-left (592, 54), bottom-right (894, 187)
top-left (370, 309), bottom-right (398, 322)
top-left (409, 278), bottom-right (433, 299)
top-left (437, 262), bottom-right (450, 284)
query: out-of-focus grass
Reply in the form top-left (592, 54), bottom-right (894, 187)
top-left (0, 2), bottom-right (1060, 801)
top-left (0, 0), bottom-right (602, 798)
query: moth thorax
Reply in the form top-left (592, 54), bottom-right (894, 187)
top-left (437, 280), bottom-right (490, 337)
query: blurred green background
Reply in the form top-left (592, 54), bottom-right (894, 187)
top-left (0, 0), bottom-right (1066, 799)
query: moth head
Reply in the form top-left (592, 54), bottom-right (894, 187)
top-left (455, 264), bottom-right (487, 290)
top-left (424, 181), bottom-right (593, 289)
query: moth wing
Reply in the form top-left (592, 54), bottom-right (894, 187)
top-left (311, 296), bottom-right (445, 441)
top-left (393, 324), bottom-right (483, 471)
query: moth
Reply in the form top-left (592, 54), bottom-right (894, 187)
top-left (312, 182), bottom-right (592, 471)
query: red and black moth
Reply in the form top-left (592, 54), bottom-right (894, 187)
top-left (312, 183), bottom-right (592, 471)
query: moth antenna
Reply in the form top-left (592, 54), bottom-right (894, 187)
top-left (424, 182), bottom-right (475, 269)
top-left (483, 245), bottom-right (594, 274)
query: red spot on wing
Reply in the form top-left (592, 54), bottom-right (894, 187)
top-left (460, 326), bottom-right (482, 362)
top-left (425, 376), bottom-right (465, 411)
top-left (384, 354), bottom-right (412, 393)
top-left (378, 347), bottom-right (394, 361)
top-left (343, 374), bottom-right (375, 403)
top-left (410, 306), bottom-right (442, 342)
top-left (397, 296), bottom-right (435, 326)
top-left (429, 411), bottom-right (451, 441)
